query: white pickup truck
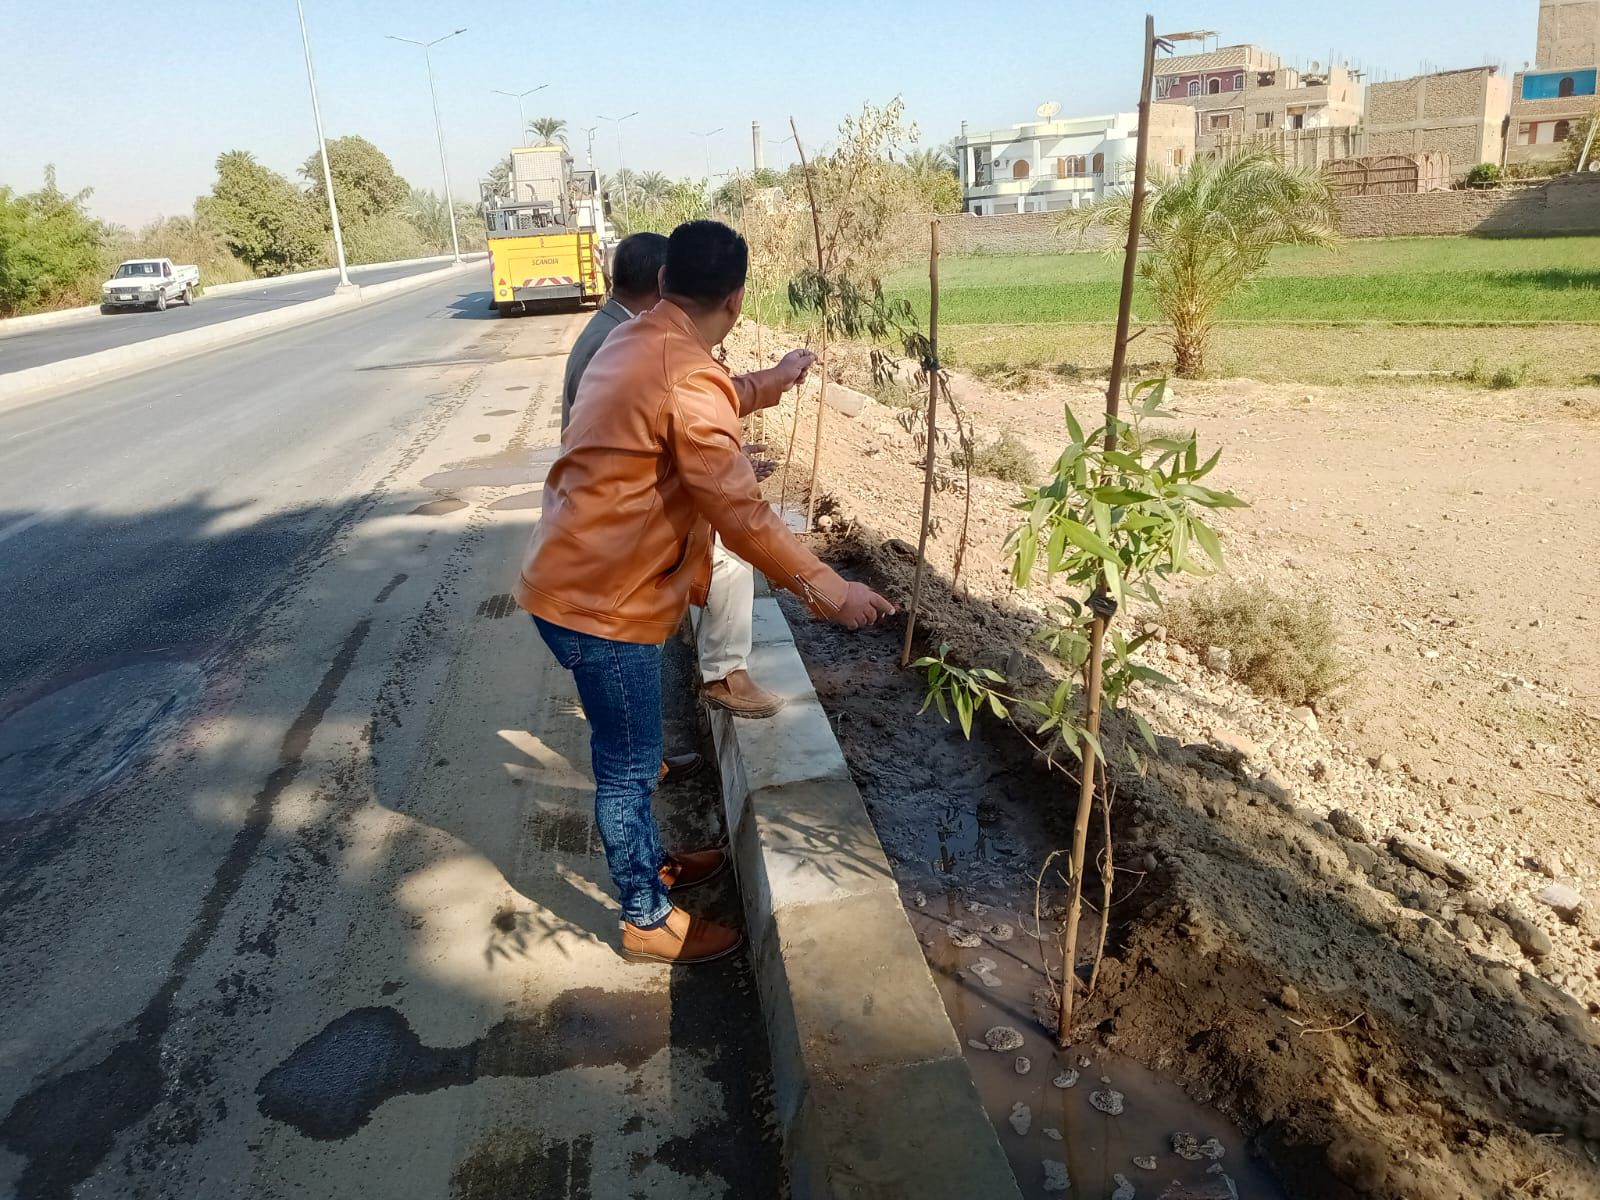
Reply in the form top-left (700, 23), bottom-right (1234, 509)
top-left (101, 258), bottom-right (200, 313)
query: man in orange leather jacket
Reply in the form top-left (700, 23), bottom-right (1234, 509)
top-left (516, 220), bottom-right (894, 965)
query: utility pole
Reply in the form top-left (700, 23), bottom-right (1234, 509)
top-left (597, 111), bottom-right (639, 221)
top-left (752, 120), bottom-right (764, 171)
top-left (493, 84), bottom-right (547, 145)
top-left (387, 28), bottom-right (468, 262)
top-left (690, 127), bottom-right (724, 180)
top-left (582, 126), bottom-right (598, 170)
top-left (295, 0), bottom-right (352, 290)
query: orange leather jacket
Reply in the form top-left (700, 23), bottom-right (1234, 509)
top-left (514, 299), bottom-right (849, 643)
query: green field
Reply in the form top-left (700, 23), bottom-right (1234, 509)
top-left (884, 236), bottom-right (1600, 325)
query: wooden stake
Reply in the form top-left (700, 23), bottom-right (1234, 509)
top-left (900, 219), bottom-right (940, 667)
top-left (791, 117), bottom-right (830, 531)
top-left (1056, 12), bottom-right (1159, 1050)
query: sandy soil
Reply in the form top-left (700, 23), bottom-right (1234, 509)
top-left (729, 318), bottom-right (1600, 1198)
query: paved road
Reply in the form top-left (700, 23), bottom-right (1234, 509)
top-left (0, 259), bottom-right (469, 377)
top-left (0, 276), bottom-right (781, 1199)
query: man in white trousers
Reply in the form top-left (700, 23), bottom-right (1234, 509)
top-left (563, 232), bottom-right (784, 719)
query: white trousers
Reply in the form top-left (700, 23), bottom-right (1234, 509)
top-left (695, 535), bottom-right (754, 682)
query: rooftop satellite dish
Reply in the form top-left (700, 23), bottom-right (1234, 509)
top-left (1036, 101), bottom-right (1062, 119)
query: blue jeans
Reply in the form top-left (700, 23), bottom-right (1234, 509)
top-left (533, 616), bottom-right (671, 927)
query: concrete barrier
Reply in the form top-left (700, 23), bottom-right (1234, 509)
top-left (700, 586), bottom-right (1021, 1200)
top-left (0, 258), bottom-right (484, 412)
top-left (0, 253), bottom-right (484, 341)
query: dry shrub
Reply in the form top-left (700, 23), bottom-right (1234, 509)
top-left (871, 378), bottom-right (922, 409)
top-left (961, 429), bottom-right (1038, 484)
top-left (1164, 582), bottom-right (1350, 705)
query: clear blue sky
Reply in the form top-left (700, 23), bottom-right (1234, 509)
top-left (5, 0), bottom-right (1536, 227)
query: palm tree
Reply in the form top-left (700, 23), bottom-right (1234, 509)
top-left (405, 187), bottom-right (454, 251)
top-left (905, 146), bottom-right (955, 176)
top-left (528, 117), bottom-right (568, 148)
top-left (631, 170), bottom-right (672, 205)
top-left (1062, 147), bottom-right (1337, 377)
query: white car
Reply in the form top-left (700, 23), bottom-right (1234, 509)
top-left (101, 259), bottom-right (200, 313)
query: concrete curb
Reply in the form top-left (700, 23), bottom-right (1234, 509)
top-left (0, 253), bottom-right (482, 340)
top-left (0, 258), bottom-right (485, 412)
top-left (701, 586), bottom-right (1021, 1200)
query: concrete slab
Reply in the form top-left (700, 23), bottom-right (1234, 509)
top-left (734, 779), bottom-right (899, 922)
top-left (702, 592), bottom-right (1021, 1200)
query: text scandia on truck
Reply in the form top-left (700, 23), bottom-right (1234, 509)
top-left (482, 144), bottom-right (613, 314)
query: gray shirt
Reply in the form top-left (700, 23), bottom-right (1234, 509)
top-left (561, 297), bottom-right (636, 430)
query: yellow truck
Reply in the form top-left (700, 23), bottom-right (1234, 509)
top-left (486, 145), bottom-right (609, 314)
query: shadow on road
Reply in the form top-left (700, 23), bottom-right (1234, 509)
top-left (0, 495), bottom-right (783, 1200)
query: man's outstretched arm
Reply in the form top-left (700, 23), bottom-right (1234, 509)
top-left (729, 348), bottom-right (815, 417)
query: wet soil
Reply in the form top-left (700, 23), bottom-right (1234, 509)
top-left (779, 544), bottom-right (1600, 1200)
top-left (779, 589), bottom-right (1285, 1200)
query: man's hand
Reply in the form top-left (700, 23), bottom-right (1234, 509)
top-left (772, 348), bottom-right (817, 391)
top-left (831, 581), bottom-right (897, 631)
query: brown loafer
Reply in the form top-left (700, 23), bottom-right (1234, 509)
top-left (621, 906), bottom-right (742, 964)
top-left (658, 753), bottom-right (704, 785)
top-left (703, 669), bottom-right (785, 719)
top-left (658, 847), bottom-right (728, 892)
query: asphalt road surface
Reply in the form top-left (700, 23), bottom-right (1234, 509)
top-left (0, 259), bottom-right (464, 377)
top-left (0, 275), bottom-right (781, 1199)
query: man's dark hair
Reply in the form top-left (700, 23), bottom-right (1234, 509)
top-left (609, 232), bottom-right (668, 298)
top-left (663, 220), bottom-right (748, 305)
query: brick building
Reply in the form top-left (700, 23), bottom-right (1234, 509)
top-left (1509, 0), bottom-right (1600, 165)
top-left (1152, 44), bottom-right (1365, 153)
top-left (1365, 67), bottom-right (1513, 173)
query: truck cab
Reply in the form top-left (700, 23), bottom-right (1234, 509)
top-left (102, 259), bottom-right (200, 313)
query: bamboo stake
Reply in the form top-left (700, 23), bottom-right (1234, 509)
top-left (1056, 12), bottom-right (1159, 1049)
top-left (791, 117), bottom-right (830, 532)
top-left (900, 219), bottom-right (940, 667)
top-left (1088, 778), bottom-right (1115, 995)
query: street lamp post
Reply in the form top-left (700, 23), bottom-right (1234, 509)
top-left (387, 28), bottom-right (468, 262)
top-left (597, 111), bottom-right (639, 222)
top-left (294, 0), bottom-right (351, 290)
top-left (492, 84), bottom-right (547, 145)
top-left (582, 126), bottom-right (598, 171)
top-left (689, 127), bottom-right (724, 180)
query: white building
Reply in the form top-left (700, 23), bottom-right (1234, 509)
top-left (956, 105), bottom-right (1194, 215)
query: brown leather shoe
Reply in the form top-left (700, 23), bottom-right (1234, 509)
top-left (658, 753), bottom-right (704, 785)
top-left (703, 669), bottom-right (785, 719)
top-left (659, 847), bottom-right (728, 892)
top-left (621, 906), bottom-right (742, 964)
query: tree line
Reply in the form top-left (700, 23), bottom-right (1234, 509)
top-left (0, 135), bottom-right (485, 318)
top-left (1, 108), bottom-right (964, 319)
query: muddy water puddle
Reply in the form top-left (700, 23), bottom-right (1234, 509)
top-left (781, 600), bottom-right (1287, 1199)
top-left (420, 445), bottom-right (559, 492)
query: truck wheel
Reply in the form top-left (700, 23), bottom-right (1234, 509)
top-left (182, 285), bottom-right (194, 306)
top-left (155, 291), bottom-right (168, 312)
top-left (100, 304), bottom-right (112, 315)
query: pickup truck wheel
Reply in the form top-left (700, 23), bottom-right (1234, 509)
top-left (100, 304), bottom-right (112, 315)
top-left (155, 291), bottom-right (168, 312)
top-left (182, 285), bottom-right (194, 306)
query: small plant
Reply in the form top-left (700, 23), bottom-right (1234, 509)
top-left (1164, 583), bottom-right (1349, 705)
top-left (916, 379), bottom-right (1244, 1040)
top-left (1460, 358), bottom-right (1530, 389)
top-left (1490, 362), bottom-right (1529, 389)
top-left (959, 429), bottom-right (1040, 485)
top-left (871, 378), bottom-right (922, 409)
top-left (1463, 162), bottom-right (1503, 190)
